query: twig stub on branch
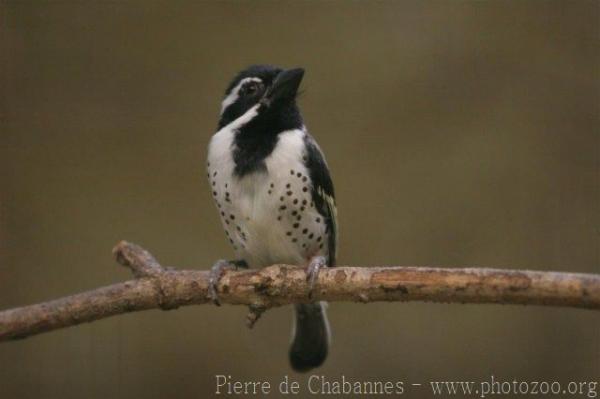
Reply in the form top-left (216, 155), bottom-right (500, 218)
top-left (113, 240), bottom-right (163, 278)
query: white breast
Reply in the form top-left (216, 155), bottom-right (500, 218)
top-left (207, 126), bottom-right (328, 268)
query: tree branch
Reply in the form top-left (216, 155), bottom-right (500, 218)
top-left (1, 241), bottom-right (598, 342)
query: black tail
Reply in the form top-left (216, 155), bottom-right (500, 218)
top-left (289, 302), bottom-right (330, 372)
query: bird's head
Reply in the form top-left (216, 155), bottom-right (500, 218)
top-left (217, 65), bottom-right (304, 130)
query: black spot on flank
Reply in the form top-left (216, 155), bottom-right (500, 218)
top-left (225, 183), bottom-right (228, 188)
top-left (277, 216), bottom-right (282, 221)
top-left (302, 176), bottom-right (307, 182)
top-left (286, 183), bottom-right (291, 188)
top-left (308, 233), bottom-right (314, 239)
top-left (292, 238), bottom-right (297, 243)
top-left (302, 186), bottom-right (308, 192)
top-left (302, 243), bottom-right (306, 248)
top-left (270, 183), bottom-right (274, 188)
top-left (280, 196), bottom-right (284, 201)
top-left (296, 215), bottom-right (301, 221)
top-left (293, 223), bottom-right (299, 228)
top-left (303, 134), bottom-right (336, 265)
top-left (286, 231), bottom-right (292, 236)
top-left (319, 243), bottom-right (324, 249)
top-left (268, 190), bottom-right (272, 194)
top-left (236, 225), bottom-right (241, 232)
top-left (316, 217), bottom-right (321, 223)
top-left (279, 205), bottom-right (287, 211)
top-left (220, 211), bottom-right (225, 216)
top-left (225, 230), bottom-right (229, 236)
top-left (229, 238), bottom-right (234, 244)
top-left (300, 206), bottom-right (305, 211)
top-left (230, 214), bottom-right (235, 220)
top-left (296, 172), bottom-right (301, 177)
top-left (207, 162), bottom-right (210, 167)
top-left (302, 228), bottom-right (308, 234)
top-left (287, 191), bottom-right (292, 196)
top-left (317, 236), bottom-right (322, 242)
top-left (212, 191), bottom-right (217, 196)
top-left (293, 199), bottom-right (298, 205)
top-left (302, 199), bottom-right (307, 205)
top-left (225, 220), bottom-right (229, 225)
top-left (290, 170), bottom-right (294, 175)
top-left (212, 181), bottom-right (216, 186)
top-left (213, 171), bottom-right (217, 177)
top-left (292, 210), bottom-right (298, 216)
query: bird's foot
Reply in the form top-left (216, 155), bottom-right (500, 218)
top-left (209, 259), bottom-right (248, 306)
top-left (306, 255), bottom-right (327, 299)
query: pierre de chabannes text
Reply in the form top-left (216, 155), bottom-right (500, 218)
top-left (215, 375), bottom-right (598, 397)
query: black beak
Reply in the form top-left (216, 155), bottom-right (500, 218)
top-left (262, 68), bottom-right (304, 106)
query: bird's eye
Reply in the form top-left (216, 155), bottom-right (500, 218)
top-left (241, 82), bottom-right (262, 96)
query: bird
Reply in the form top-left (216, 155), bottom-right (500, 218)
top-left (206, 65), bottom-right (337, 372)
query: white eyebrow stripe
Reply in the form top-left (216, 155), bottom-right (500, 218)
top-left (220, 77), bottom-right (263, 115)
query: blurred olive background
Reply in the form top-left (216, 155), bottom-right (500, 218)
top-left (1, 1), bottom-right (598, 398)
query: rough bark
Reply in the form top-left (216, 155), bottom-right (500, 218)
top-left (0, 241), bottom-right (598, 342)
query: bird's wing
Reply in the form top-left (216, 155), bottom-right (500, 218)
top-left (303, 133), bottom-right (337, 266)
